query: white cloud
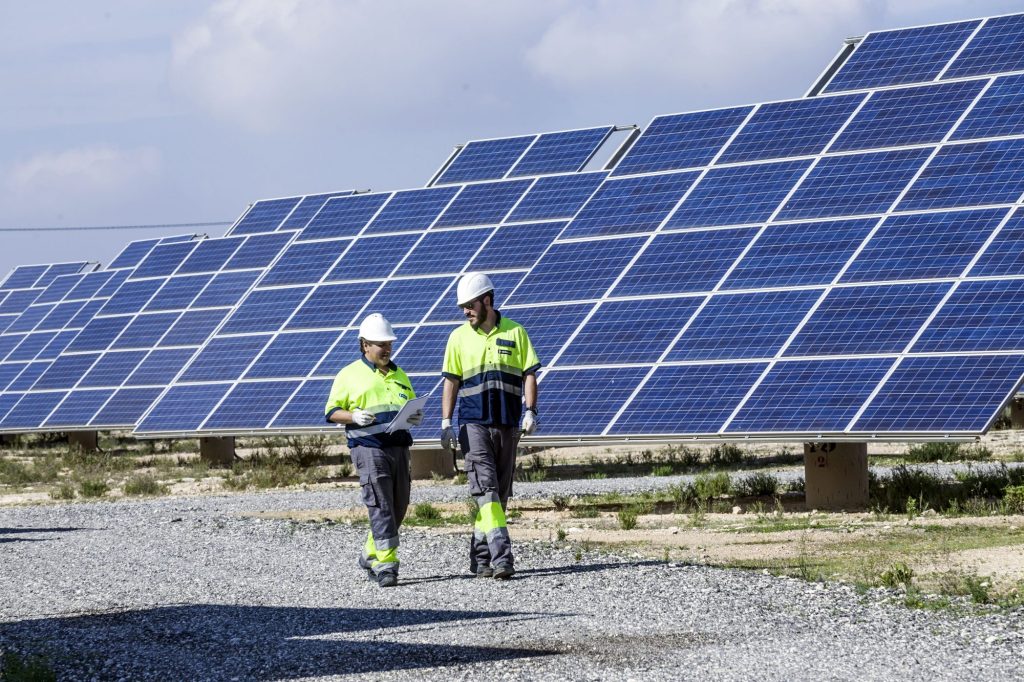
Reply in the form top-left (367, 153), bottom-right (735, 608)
top-left (6, 146), bottom-right (161, 195)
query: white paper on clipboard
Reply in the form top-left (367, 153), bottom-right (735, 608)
top-left (385, 396), bottom-right (428, 433)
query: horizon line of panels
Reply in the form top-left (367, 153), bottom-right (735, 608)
top-left (0, 231), bottom-right (300, 432)
top-left (132, 167), bottom-right (612, 434)
top-left (820, 13), bottom-right (1024, 95)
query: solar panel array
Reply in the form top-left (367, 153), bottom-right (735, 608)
top-left (8, 12), bottom-right (1024, 442)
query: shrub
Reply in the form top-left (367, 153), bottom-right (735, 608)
top-left (123, 474), bottom-right (168, 497)
top-left (905, 442), bottom-right (961, 463)
top-left (693, 472), bottom-right (731, 501)
top-left (50, 482), bottom-right (75, 501)
top-left (735, 472), bottom-right (779, 497)
top-left (413, 503), bottom-right (442, 520)
top-left (551, 494), bottom-right (570, 511)
top-left (871, 466), bottom-right (945, 513)
top-left (651, 465), bottom-right (674, 477)
top-left (1003, 486), bottom-right (1024, 514)
top-left (617, 508), bottom-right (638, 530)
top-left (708, 444), bottom-right (743, 466)
top-left (78, 478), bottom-right (109, 498)
top-left (285, 435), bottom-right (329, 467)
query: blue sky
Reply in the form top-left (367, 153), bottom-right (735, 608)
top-left (2, 0), bottom-right (1022, 277)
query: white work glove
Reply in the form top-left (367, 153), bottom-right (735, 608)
top-left (440, 418), bottom-right (457, 452)
top-left (521, 409), bottom-right (538, 436)
top-left (351, 408), bottom-right (375, 427)
top-left (407, 409), bottom-right (424, 427)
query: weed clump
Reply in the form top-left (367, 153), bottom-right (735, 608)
top-left (880, 561), bottom-right (914, 589)
top-left (734, 472), bottom-right (779, 497)
top-left (78, 478), bottom-right (109, 498)
top-left (123, 474), bottom-right (168, 497)
top-left (617, 507), bottom-right (638, 530)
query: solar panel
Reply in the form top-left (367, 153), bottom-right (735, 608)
top-left (0, 10), bottom-right (990, 441)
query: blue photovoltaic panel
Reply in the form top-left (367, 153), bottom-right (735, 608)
top-left (434, 180), bottom-right (532, 228)
top-left (611, 106), bottom-right (753, 176)
top-left (944, 14), bottom-right (1024, 78)
top-left (562, 171), bottom-right (699, 239)
top-left (427, 271), bottom-right (527, 322)
top-left (65, 317), bottom-right (131, 353)
top-left (192, 271), bottom-right (261, 308)
top-left (311, 332), bottom-right (352, 377)
top-left (718, 94), bottom-right (863, 163)
top-left (97, 279), bottom-right (162, 316)
top-left (666, 160), bottom-right (811, 229)
top-left (507, 172), bottom-right (607, 222)
top-left (78, 351), bottom-right (147, 388)
top-left (245, 330), bottom-right (341, 379)
top-left (612, 228), bottom-right (758, 297)
top-left (225, 231), bottom-right (295, 270)
top-left (126, 348), bottom-right (196, 386)
top-left (725, 357), bottom-right (894, 432)
top-left (178, 238), bottom-right (243, 274)
top-left (913, 279), bottom-right (1024, 353)
top-left (35, 275), bottom-right (81, 304)
top-left (366, 277), bottom-right (455, 325)
top-left (611, 363), bottom-right (767, 435)
top-left (3, 265), bottom-right (48, 289)
top-left (325, 235), bottom-right (419, 283)
top-left (111, 312), bottom-right (179, 349)
top-left (271, 378), bottom-right (335, 428)
top-left (557, 298), bottom-right (699, 366)
top-left (37, 263), bottom-right (90, 287)
top-left (181, 335), bottom-right (271, 382)
top-left (286, 281), bottom-right (382, 330)
top-left (261, 241), bottom-right (348, 287)
top-left (8, 362), bottom-right (50, 391)
top-left (669, 290), bottom-right (820, 361)
top-left (855, 354), bottom-right (1024, 432)
top-left (823, 20), bottom-right (979, 93)
top-left (953, 74), bottom-right (1024, 141)
top-left (392, 324), bottom-right (457, 375)
top-left (204, 380), bottom-right (302, 430)
top-left (724, 218), bottom-right (877, 289)
top-left (135, 383), bottom-right (233, 432)
top-left (509, 127), bottom-right (613, 177)
top-left (397, 229), bottom-right (490, 276)
top-left (231, 197), bottom-right (302, 235)
top-left (132, 241), bottom-right (198, 279)
top-left (971, 209), bottom-right (1024, 277)
top-left (365, 187), bottom-right (460, 234)
top-left (1, 392), bottom-right (62, 429)
top-left (33, 353), bottom-right (99, 390)
top-left (831, 79), bottom-right (986, 152)
top-left (281, 191), bottom-right (355, 230)
top-left (0, 290), bottom-right (41, 315)
top-left (778, 147), bottom-right (932, 221)
top-left (786, 282), bottom-right (950, 356)
top-left (107, 240), bottom-right (161, 270)
top-left (468, 222), bottom-right (566, 272)
top-left (221, 287), bottom-right (312, 334)
top-left (435, 135), bottom-right (536, 185)
top-left (842, 208), bottom-right (1006, 283)
top-left (536, 367), bottom-right (647, 435)
top-left (495, 304), bottom-right (594, 366)
top-left (144, 275), bottom-right (211, 311)
top-left (507, 236), bottom-right (648, 305)
top-left (301, 193), bottom-right (390, 241)
top-left (899, 139), bottom-right (1024, 212)
top-left (92, 387), bottom-right (163, 426)
top-left (45, 390), bottom-right (114, 427)
top-left (160, 310), bottom-right (226, 346)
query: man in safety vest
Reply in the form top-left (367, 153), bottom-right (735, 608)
top-left (440, 272), bottom-right (540, 580)
top-left (326, 313), bottom-right (422, 588)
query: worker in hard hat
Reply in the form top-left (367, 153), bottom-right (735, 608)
top-left (325, 313), bottom-right (422, 588)
top-left (440, 272), bottom-right (540, 580)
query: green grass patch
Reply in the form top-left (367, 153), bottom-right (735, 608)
top-left (123, 474), bottom-right (169, 497)
top-left (77, 478), bottom-right (109, 498)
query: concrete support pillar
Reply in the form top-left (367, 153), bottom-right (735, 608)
top-left (68, 431), bottom-right (99, 452)
top-left (411, 447), bottom-right (455, 480)
top-left (1009, 397), bottom-right (1024, 429)
top-left (803, 442), bottom-right (869, 511)
top-left (200, 436), bottom-right (235, 468)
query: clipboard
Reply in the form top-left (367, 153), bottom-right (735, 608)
top-left (385, 396), bottom-right (428, 433)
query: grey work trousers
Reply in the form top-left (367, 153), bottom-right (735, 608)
top-left (459, 423), bottom-right (517, 571)
top-left (351, 445), bottom-right (410, 573)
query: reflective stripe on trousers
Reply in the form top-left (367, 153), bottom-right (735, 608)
top-left (459, 423), bottom-right (517, 570)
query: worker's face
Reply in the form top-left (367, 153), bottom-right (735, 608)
top-left (363, 340), bottom-right (393, 369)
top-left (460, 296), bottom-right (487, 328)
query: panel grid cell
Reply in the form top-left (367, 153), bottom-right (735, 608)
top-left (435, 136), bottom-right (536, 185)
top-left (508, 127), bottom-right (613, 177)
top-left (563, 171), bottom-right (699, 239)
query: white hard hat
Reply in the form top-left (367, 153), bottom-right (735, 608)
top-left (456, 272), bottom-right (495, 306)
top-left (358, 313), bottom-right (397, 342)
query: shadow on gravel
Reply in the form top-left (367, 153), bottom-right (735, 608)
top-left (0, 527), bottom-right (87, 544)
top-left (0, 604), bottom-right (558, 679)
top-left (399, 559), bottom-right (662, 586)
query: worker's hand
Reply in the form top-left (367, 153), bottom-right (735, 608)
top-left (407, 409), bottom-right (424, 427)
top-left (351, 408), bottom-right (375, 427)
top-left (440, 418), bottom-right (457, 452)
top-left (521, 409), bottom-right (539, 436)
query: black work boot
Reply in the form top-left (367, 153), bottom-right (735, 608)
top-left (377, 570), bottom-right (398, 588)
top-left (492, 564), bottom-right (515, 580)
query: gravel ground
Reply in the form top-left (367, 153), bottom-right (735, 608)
top-left (2, 474), bottom-right (1024, 680)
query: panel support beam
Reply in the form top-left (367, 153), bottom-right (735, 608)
top-left (68, 431), bottom-right (99, 452)
top-left (1009, 397), bottom-right (1024, 429)
top-left (803, 442), bottom-right (869, 511)
top-left (410, 446), bottom-right (455, 480)
top-left (200, 436), bottom-right (236, 468)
